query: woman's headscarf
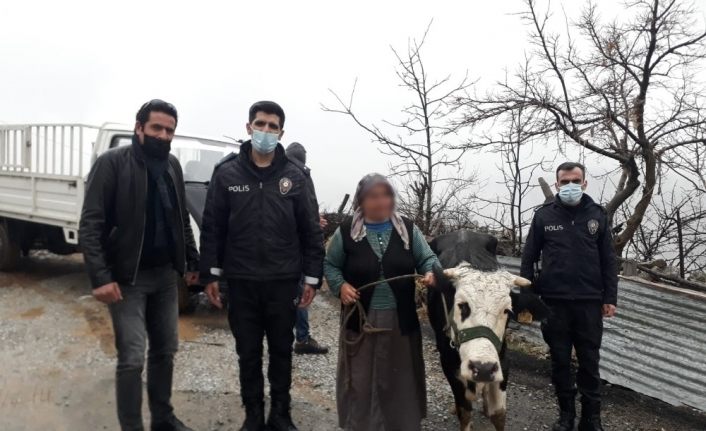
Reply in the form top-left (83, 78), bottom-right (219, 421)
top-left (350, 173), bottom-right (410, 249)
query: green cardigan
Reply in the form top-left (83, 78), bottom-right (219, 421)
top-left (324, 224), bottom-right (439, 309)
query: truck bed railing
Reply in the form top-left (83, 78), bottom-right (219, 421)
top-left (0, 124), bottom-right (99, 178)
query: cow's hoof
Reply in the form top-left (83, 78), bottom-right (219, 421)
top-left (490, 411), bottom-right (506, 431)
top-left (458, 405), bottom-right (472, 431)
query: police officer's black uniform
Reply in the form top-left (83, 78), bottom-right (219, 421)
top-left (521, 194), bottom-right (618, 431)
top-left (200, 141), bottom-right (324, 431)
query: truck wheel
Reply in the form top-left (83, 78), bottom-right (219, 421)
top-left (0, 223), bottom-right (21, 271)
top-left (178, 278), bottom-right (196, 314)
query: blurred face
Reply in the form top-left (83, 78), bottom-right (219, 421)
top-left (555, 167), bottom-right (587, 191)
top-left (360, 183), bottom-right (395, 222)
top-left (246, 111), bottom-right (284, 139)
top-left (135, 111), bottom-right (176, 144)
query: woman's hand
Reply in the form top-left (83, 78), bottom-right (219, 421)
top-left (422, 271), bottom-right (436, 288)
top-left (340, 282), bottom-right (360, 305)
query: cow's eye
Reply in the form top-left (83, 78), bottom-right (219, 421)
top-left (458, 302), bottom-right (471, 321)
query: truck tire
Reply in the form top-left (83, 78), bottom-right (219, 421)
top-left (178, 278), bottom-right (196, 314)
top-left (0, 223), bottom-right (21, 271)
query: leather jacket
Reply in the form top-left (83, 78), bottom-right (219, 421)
top-left (79, 139), bottom-right (199, 288)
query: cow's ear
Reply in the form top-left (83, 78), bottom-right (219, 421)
top-left (509, 288), bottom-right (552, 323)
top-left (433, 264), bottom-right (456, 294)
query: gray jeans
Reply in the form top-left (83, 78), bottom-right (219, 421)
top-left (109, 266), bottom-right (179, 431)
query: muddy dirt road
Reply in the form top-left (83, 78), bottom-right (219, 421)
top-left (1, 253), bottom-right (704, 430)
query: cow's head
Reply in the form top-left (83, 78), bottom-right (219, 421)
top-left (434, 263), bottom-right (539, 384)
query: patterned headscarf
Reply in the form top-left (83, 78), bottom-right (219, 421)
top-left (350, 173), bottom-right (410, 250)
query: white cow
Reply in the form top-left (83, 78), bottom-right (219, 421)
top-left (435, 263), bottom-right (536, 431)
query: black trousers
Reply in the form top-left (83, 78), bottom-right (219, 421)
top-left (227, 278), bottom-right (299, 406)
top-left (541, 299), bottom-right (603, 412)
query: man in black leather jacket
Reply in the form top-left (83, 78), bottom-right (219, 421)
top-left (80, 99), bottom-right (199, 431)
top-left (200, 101), bottom-right (324, 431)
top-left (521, 162), bottom-right (618, 431)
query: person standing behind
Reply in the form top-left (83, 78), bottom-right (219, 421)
top-left (521, 162), bottom-right (618, 431)
top-left (80, 99), bottom-right (199, 431)
top-left (200, 101), bottom-right (325, 431)
top-left (285, 142), bottom-right (329, 355)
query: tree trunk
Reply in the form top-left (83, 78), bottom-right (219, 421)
top-left (613, 151), bottom-right (657, 255)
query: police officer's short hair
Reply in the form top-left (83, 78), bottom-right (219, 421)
top-left (249, 101), bottom-right (285, 128)
top-left (556, 162), bottom-right (586, 180)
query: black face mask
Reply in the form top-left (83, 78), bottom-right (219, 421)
top-left (142, 134), bottom-right (171, 160)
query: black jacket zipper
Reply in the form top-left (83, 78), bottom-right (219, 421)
top-left (132, 171), bottom-right (148, 285)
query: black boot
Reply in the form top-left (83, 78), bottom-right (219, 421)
top-left (151, 416), bottom-right (194, 431)
top-left (552, 397), bottom-right (576, 431)
top-left (578, 415), bottom-right (604, 431)
top-left (267, 400), bottom-right (298, 431)
top-left (578, 400), bottom-right (603, 431)
top-left (239, 402), bottom-right (266, 431)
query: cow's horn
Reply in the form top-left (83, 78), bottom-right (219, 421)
top-left (514, 277), bottom-right (532, 287)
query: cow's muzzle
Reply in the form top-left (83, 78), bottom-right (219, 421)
top-left (468, 360), bottom-right (500, 382)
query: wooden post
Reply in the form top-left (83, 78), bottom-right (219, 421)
top-left (538, 177), bottom-right (554, 203)
top-left (623, 260), bottom-right (638, 276)
top-left (337, 193), bottom-right (350, 215)
top-left (676, 208), bottom-right (685, 279)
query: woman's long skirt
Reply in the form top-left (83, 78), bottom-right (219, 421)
top-left (336, 309), bottom-right (427, 431)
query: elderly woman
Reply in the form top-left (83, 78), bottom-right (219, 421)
top-left (324, 173), bottom-right (440, 431)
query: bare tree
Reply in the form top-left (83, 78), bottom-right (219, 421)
top-left (454, 0), bottom-right (706, 254)
top-left (322, 23), bottom-right (473, 235)
top-left (460, 62), bottom-right (555, 255)
top-left (626, 189), bottom-right (706, 276)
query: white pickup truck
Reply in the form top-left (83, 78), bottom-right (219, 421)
top-left (0, 123), bottom-right (239, 310)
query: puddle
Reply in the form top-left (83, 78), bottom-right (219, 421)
top-left (178, 318), bottom-right (202, 341)
top-left (80, 305), bottom-right (116, 356)
top-left (179, 311), bottom-right (229, 342)
top-left (19, 307), bottom-right (45, 319)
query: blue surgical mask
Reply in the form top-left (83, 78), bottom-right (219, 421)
top-left (558, 183), bottom-right (584, 206)
top-left (251, 129), bottom-right (279, 154)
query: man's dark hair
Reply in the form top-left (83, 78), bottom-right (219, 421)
top-left (556, 161), bottom-right (586, 180)
top-left (136, 99), bottom-right (178, 126)
top-left (249, 101), bottom-right (285, 128)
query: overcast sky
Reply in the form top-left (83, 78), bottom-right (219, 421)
top-left (1, 0), bottom-right (704, 210)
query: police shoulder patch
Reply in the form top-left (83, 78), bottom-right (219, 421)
top-left (534, 200), bottom-right (553, 212)
top-left (214, 152), bottom-right (238, 171)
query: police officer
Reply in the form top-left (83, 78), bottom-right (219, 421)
top-left (199, 101), bottom-right (324, 431)
top-left (521, 162), bottom-right (618, 431)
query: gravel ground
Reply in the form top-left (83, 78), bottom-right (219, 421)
top-left (1, 252), bottom-right (705, 431)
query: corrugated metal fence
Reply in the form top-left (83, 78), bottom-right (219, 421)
top-left (497, 256), bottom-right (706, 412)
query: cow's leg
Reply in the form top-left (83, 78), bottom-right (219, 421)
top-left (483, 383), bottom-right (506, 431)
top-left (429, 288), bottom-right (474, 430)
top-left (436, 334), bottom-right (474, 430)
top-left (457, 401), bottom-right (473, 431)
